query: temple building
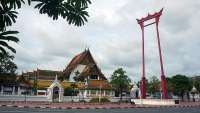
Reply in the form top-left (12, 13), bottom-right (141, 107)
top-left (0, 49), bottom-right (115, 97)
top-left (21, 69), bottom-right (85, 89)
top-left (60, 49), bottom-right (115, 97)
top-left (60, 49), bottom-right (107, 82)
top-left (0, 74), bottom-right (33, 96)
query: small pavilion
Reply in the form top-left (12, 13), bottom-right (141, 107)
top-left (47, 75), bottom-right (63, 102)
top-left (130, 83), bottom-right (140, 99)
top-left (190, 85), bottom-right (199, 101)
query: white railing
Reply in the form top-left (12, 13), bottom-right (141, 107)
top-left (3, 92), bottom-right (12, 95)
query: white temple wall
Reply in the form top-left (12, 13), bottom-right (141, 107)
top-left (69, 64), bottom-right (86, 82)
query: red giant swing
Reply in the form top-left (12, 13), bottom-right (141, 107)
top-left (136, 8), bottom-right (168, 99)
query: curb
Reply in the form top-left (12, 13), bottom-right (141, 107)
top-left (1, 104), bottom-right (200, 109)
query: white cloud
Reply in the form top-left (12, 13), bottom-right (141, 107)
top-left (6, 0), bottom-right (200, 83)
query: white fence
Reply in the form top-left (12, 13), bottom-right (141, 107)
top-left (0, 95), bottom-right (127, 102)
top-left (1, 95), bottom-right (199, 102)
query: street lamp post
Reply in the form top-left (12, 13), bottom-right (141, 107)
top-left (198, 81), bottom-right (200, 101)
top-left (71, 92), bottom-right (73, 101)
top-left (99, 84), bottom-right (102, 102)
top-left (139, 83), bottom-right (142, 106)
top-left (139, 89), bottom-right (142, 106)
top-left (79, 93), bottom-right (81, 102)
top-left (160, 88), bottom-right (162, 99)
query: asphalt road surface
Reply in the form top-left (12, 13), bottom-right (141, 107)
top-left (0, 106), bottom-right (200, 113)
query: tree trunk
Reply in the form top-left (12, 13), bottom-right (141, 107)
top-left (24, 95), bottom-right (26, 102)
top-left (181, 91), bottom-right (183, 101)
top-left (120, 91), bottom-right (122, 101)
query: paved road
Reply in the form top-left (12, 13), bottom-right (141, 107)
top-left (0, 106), bottom-right (200, 113)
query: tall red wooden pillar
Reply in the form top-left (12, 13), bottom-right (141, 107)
top-left (138, 22), bottom-right (146, 99)
top-left (155, 16), bottom-right (168, 99)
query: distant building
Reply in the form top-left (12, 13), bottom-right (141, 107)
top-left (20, 69), bottom-right (85, 92)
top-left (0, 74), bottom-right (32, 96)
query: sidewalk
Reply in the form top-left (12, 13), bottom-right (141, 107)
top-left (0, 101), bottom-right (200, 109)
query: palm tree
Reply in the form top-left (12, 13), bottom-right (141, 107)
top-left (1, 1), bottom-right (23, 56)
top-left (0, 31), bottom-right (19, 57)
top-left (0, 0), bottom-right (19, 31)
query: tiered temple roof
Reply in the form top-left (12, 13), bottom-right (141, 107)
top-left (61, 49), bottom-right (107, 80)
top-left (16, 74), bottom-right (31, 87)
top-left (21, 69), bottom-right (61, 81)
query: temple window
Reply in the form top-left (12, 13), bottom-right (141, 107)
top-left (91, 90), bottom-right (96, 95)
top-left (90, 75), bottom-right (98, 79)
top-left (105, 91), bottom-right (110, 95)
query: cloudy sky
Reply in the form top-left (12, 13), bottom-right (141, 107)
top-left (7, 0), bottom-right (200, 83)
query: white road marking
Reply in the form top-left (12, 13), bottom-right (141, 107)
top-left (38, 110), bottom-right (65, 112)
top-left (0, 111), bottom-right (24, 112)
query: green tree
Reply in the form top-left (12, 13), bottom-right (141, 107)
top-left (58, 73), bottom-right (70, 81)
top-left (0, 0), bottom-right (91, 55)
top-left (21, 90), bottom-right (30, 101)
top-left (145, 79), bottom-right (150, 93)
top-left (166, 77), bottom-right (172, 92)
top-left (70, 82), bottom-right (78, 96)
top-left (0, 52), bottom-right (18, 74)
top-left (148, 76), bottom-right (160, 98)
top-left (64, 86), bottom-right (73, 96)
top-left (194, 76), bottom-right (200, 92)
top-left (171, 74), bottom-right (192, 100)
top-left (0, 52), bottom-right (18, 82)
top-left (110, 68), bottom-right (131, 101)
top-left (70, 70), bottom-right (80, 96)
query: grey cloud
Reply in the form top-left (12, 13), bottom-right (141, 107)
top-left (8, 0), bottom-right (200, 82)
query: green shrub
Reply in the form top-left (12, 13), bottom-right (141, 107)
top-left (100, 98), bottom-right (110, 102)
top-left (118, 100), bottom-right (124, 102)
top-left (89, 98), bottom-right (110, 102)
top-left (130, 101), bottom-right (135, 104)
top-left (64, 87), bottom-right (73, 96)
top-left (89, 98), bottom-right (99, 102)
top-left (64, 87), bottom-right (79, 96)
top-left (37, 86), bottom-right (46, 90)
top-left (79, 100), bottom-right (87, 102)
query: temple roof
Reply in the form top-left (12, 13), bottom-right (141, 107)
top-left (88, 80), bottom-right (109, 85)
top-left (22, 71), bottom-right (33, 76)
top-left (37, 69), bottom-right (61, 77)
top-left (0, 74), bottom-right (19, 86)
top-left (190, 85), bottom-right (199, 93)
top-left (61, 49), bottom-right (106, 80)
top-left (16, 74), bottom-right (31, 87)
top-left (78, 65), bottom-right (107, 80)
top-left (22, 69), bottom-right (61, 80)
top-left (0, 79), bottom-right (19, 86)
top-left (61, 49), bottom-right (95, 75)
